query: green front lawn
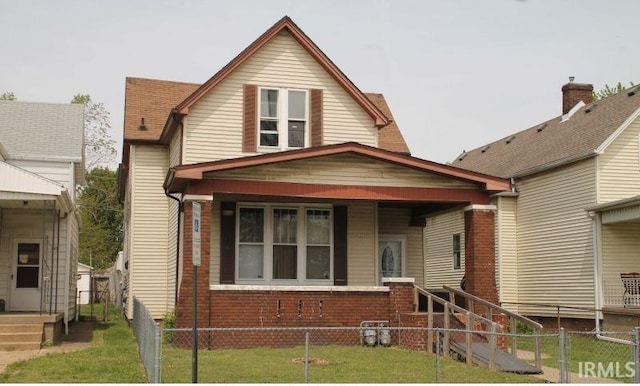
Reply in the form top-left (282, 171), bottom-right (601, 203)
top-left (162, 344), bottom-right (544, 383)
top-left (0, 305), bottom-right (146, 383)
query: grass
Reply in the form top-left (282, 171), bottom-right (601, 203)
top-left (0, 303), bottom-right (147, 383)
top-left (517, 332), bottom-right (636, 383)
top-left (162, 344), bottom-right (544, 383)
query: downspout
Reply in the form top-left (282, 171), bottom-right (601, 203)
top-left (164, 188), bottom-right (182, 311)
top-left (64, 210), bottom-right (72, 335)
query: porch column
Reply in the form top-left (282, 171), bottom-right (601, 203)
top-left (176, 199), bottom-right (212, 328)
top-left (464, 205), bottom-right (498, 304)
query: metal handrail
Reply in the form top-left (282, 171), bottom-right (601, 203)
top-left (443, 285), bottom-right (542, 370)
top-left (443, 285), bottom-right (543, 330)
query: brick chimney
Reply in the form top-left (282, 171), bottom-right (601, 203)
top-left (562, 77), bottom-right (593, 114)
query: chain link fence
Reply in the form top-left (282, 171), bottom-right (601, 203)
top-left (131, 299), bottom-right (640, 383)
top-left (132, 297), bottom-right (161, 383)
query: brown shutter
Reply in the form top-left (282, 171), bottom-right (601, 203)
top-left (220, 202), bottom-right (236, 284)
top-left (310, 89), bottom-right (323, 147)
top-left (243, 84), bottom-right (257, 152)
top-left (333, 205), bottom-right (347, 285)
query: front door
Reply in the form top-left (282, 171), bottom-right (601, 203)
top-left (10, 240), bottom-right (43, 311)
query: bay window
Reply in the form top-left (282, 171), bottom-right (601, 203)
top-left (236, 204), bottom-right (332, 284)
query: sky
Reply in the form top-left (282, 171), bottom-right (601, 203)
top-left (1, 0), bottom-right (639, 168)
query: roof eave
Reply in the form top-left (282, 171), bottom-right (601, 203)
top-left (511, 150), bottom-right (597, 178)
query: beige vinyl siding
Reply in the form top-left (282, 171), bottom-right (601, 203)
top-left (67, 213), bottom-right (79, 321)
top-left (378, 207), bottom-right (424, 287)
top-left (516, 158), bottom-right (596, 318)
top-left (208, 154), bottom-right (477, 189)
top-left (348, 202), bottom-right (376, 286)
top-left (598, 119), bottom-right (640, 203)
top-left (184, 30), bottom-right (376, 164)
top-left (424, 210), bottom-right (465, 289)
top-left (130, 145), bottom-right (171, 319)
top-left (209, 200), bottom-right (221, 285)
top-left (600, 221), bottom-right (640, 303)
top-left (495, 196), bottom-right (518, 311)
top-left (169, 127), bottom-right (182, 168)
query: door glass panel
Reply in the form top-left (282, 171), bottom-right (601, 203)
top-left (16, 243), bottom-right (40, 288)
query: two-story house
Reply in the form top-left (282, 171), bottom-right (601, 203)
top-left (436, 79), bottom-right (640, 330)
top-left (0, 100), bottom-right (84, 348)
top-left (119, 16), bottom-right (511, 338)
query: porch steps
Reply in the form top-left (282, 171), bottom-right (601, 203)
top-left (0, 323), bottom-right (44, 351)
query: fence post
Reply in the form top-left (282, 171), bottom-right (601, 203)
top-left (465, 311), bottom-right (473, 364)
top-left (305, 331), bottom-right (310, 384)
top-left (634, 327), bottom-right (639, 384)
top-left (558, 327), bottom-right (567, 383)
top-left (435, 329), bottom-right (441, 384)
top-left (154, 321), bottom-right (161, 383)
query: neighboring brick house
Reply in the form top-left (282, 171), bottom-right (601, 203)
top-left (118, 15), bottom-right (510, 332)
top-left (429, 79), bottom-right (640, 329)
top-left (0, 100), bottom-right (84, 337)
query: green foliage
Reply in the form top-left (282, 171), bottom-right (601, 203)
top-left (0, 91), bottom-right (16, 100)
top-left (593, 81), bottom-right (635, 101)
top-left (162, 311), bottom-right (176, 343)
top-left (71, 93), bottom-right (116, 170)
top-left (78, 167), bottom-right (123, 270)
top-left (516, 321), bottom-right (534, 335)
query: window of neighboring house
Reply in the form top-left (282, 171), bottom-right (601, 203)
top-left (452, 233), bottom-right (462, 270)
top-left (236, 204), bottom-right (332, 284)
top-left (259, 87), bottom-right (308, 150)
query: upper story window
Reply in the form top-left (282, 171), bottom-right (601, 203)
top-left (259, 87), bottom-right (308, 150)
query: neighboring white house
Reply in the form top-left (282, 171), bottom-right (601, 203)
top-left (430, 79), bottom-right (640, 328)
top-left (0, 100), bottom-right (84, 332)
top-left (77, 262), bottom-right (92, 305)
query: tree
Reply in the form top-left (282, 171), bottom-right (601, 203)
top-left (593, 81), bottom-right (635, 101)
top-left (0, 91), bottom-right (16, 100)
top-left (78, 167), bottom-right (123, 270)
top-left (71, 94), bottom-right (116, 170)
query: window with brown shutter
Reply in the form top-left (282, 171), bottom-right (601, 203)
top-left (333, 205), bottom-right (348, 286)
top-left (243, 84), bottom-right (257, 153)
top-left (310, 89), bottom-right (323, 147)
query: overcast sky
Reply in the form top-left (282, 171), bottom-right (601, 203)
top-left (1, 0), bottom-right (638, 168)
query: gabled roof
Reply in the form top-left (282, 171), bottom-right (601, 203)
top-left (122, 78), bottom-right (409, 153)
top-left (0, 100), bottom-right (84, 161)
top-left (452, 84), bottom-right (640, 178)
top-left (174, 16), bottom-right (388, 127)
top-left (165, 142), bottom-right (510, 193)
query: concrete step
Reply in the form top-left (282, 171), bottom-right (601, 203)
top-left (0, 323), bottom-right (43, 334)
top-left (0, 332), bottom-right (43, 344)
top-left (0, 341), bottom-right (42, 351)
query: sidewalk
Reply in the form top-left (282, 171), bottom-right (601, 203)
top-left (0, 320), bottom-right (93, 374)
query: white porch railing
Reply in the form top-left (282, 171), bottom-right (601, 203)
top-left (603, 277), bottom-right (640, 308)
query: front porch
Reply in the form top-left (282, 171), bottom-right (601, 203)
top-left (0, 312), bottom-right (64, 350)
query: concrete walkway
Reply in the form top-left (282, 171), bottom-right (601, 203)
top-left (0, 321), bottom-right (93, 374)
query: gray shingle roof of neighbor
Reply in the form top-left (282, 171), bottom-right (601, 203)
top-left (452, 84), bottom-right (640, 178)
top-left (0, 100), bottom-right (84, 161)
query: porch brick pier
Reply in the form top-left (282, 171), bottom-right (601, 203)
top-left (464, 205), bottom-right (498, 305)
